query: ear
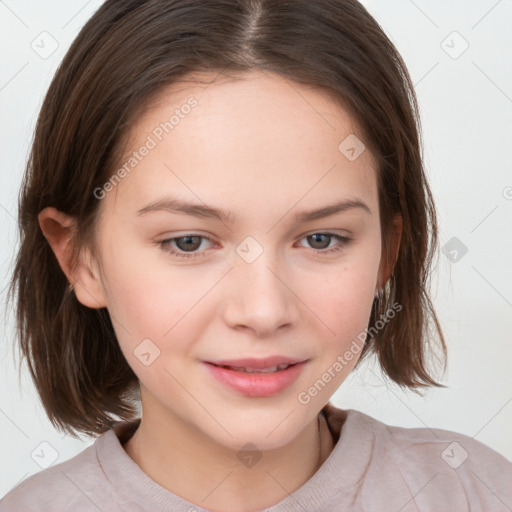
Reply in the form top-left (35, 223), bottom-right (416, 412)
top-left (38, 207), bottom-right (107, 309)
top-left (377, 214), bottom-right (402, 290)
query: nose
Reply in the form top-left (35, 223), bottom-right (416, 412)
top-left (222, 246), bottom-right (300, 337)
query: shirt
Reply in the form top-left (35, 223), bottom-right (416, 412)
top-left (1, 402), bottom-right (511, 511)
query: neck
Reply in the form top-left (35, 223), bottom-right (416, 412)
top-left (123, 402), bottom-right (334, 512)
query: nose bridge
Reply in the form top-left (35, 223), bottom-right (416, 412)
top-left (224, 235), bottom-right (297, 333)
top-left (236, 234), bottom-right (284, 295)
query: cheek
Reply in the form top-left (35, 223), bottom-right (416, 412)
top-left (102, 257), bottom-right (214, 391)
top-left (295, 265), bottom-right (378, 403)
top-left (305, 270), bottom-right (376, 361)
top-left (301, 243), bottom-right (380, 333)
top-left (98, 237), bottom-right (213, 354)
top-left (296, 245), bottom-right (381, 399)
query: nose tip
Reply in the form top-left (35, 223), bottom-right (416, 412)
top-left (223, 241), bottom-right (298, 335)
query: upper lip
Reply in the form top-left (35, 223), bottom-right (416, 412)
top-left (204, 356), bottom-right (308, 369)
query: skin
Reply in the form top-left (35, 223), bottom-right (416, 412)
top-left (39, 70), bottom-right (401, 512)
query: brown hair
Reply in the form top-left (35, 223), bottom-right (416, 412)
top-left (7, 0), bottom-right (446, 438)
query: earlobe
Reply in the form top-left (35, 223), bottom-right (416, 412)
top-left (38, 207), bottom-right (107, 309)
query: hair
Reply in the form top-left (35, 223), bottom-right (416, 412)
top-left (7, 0), bottom-right (446, 438)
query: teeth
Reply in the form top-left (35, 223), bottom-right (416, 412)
top-left (222, 363), bottom-right (292, 373)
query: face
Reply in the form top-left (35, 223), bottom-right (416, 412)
top-left (88, 70), bottom-right (384, 450)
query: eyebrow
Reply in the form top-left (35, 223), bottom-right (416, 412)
top-left (136, 196), bottom-right (371, 224)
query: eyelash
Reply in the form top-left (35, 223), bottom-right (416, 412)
top-left (158, 232), bottom-right (352, 260)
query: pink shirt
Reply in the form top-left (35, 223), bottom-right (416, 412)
top-left (1, 402), bottom-right (511, 511)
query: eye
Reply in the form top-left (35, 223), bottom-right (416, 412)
top-left (158, 234), bottom-right (214, 259)
top-left (296, 232), bottom-right (352, 255)
top-left (158, 232), bottom-right (352, 260)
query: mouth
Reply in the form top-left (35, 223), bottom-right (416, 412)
top-left (206, 362), bottom-right (300, 373)
top-left (204, 355), bottom-right (307, 371)
top-left (203, 358), bottom-right (309, 397)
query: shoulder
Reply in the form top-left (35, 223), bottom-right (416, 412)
top-left (346, 409), bottom-right (512, 511)
top-left (355, 408), bottom-right (512, 470)
top-left (0, 431), bottom-right (117, 512)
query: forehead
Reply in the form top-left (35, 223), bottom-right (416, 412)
top-left (103, 70), bottom-right (378, 221)
top-left (135, 69), bottom-right (364, 143)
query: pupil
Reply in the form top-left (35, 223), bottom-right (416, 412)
top-left (177, 235), bottom-right (201, 251)
top-left (309, 234), bottom-right (329, 249)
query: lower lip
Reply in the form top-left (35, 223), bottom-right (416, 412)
top-left (203, 361), bottom-right (308, 397)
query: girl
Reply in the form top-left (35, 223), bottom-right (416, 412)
top-left (2, 1), bottom-right (511, 511)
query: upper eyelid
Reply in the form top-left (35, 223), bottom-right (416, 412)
top-left (161, 229), bottom-right (351, 241)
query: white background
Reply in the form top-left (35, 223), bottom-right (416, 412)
top-left (1, 0), bottom-right (511, 498)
